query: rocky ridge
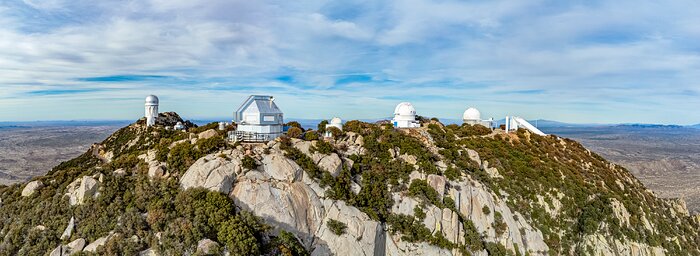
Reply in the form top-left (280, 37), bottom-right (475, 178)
top-left (0, 117), bottom-right (699, 255)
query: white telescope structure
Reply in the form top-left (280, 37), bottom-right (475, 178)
top-left (392, 102), bottom-right (420, 128)
top-left (463, 107), bottom-right (494, 128)
top-left (505, 116), bottom-right (546, 136)
top-left (145, 95), bottom-right (159, 127)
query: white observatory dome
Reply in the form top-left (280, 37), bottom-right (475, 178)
top-left (463, 107), bottom-right (481, 121)
top-left (394, 102), bottom-right (416, 116)
top-left (330, 117), bottom-right (342, 126)
top-left (145, 95), bottom-right (159, 106)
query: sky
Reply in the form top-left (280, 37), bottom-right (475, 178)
top-left (0, 0), bottom-right (699, 124)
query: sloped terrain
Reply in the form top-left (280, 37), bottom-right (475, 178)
top-left (0, 114), bottom-right (699, 255)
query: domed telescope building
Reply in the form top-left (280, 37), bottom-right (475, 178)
top-left (324, 117), bottom-right (343, 138)
top-left (463, 107), bottom-right (494, 127)
top-left (231, 95), bottom-right (284, 142)
top-left (392, 102), bottom-right (420, 128)
top-left (145, 95), bottom-right (159, 127)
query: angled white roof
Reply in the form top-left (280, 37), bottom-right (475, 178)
top-left (234, 95), bottom-right (283, 122)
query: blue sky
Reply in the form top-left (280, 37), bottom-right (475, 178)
top-left (1, 0), bottom-right (699, 124)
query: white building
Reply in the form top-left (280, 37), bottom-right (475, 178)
top-left (232, 95), bottom-right (284, 142)
top-left (145, 95), bottom-right (159, 127)
top-left (173, 121), bottom-right (185, 131)
top-left (324, 117), bottom-right (343, 137)
top-left (462, 107), bottom-right (494, 128)
top-left (505, 116), bottom-right (547, 136)
top-left (392, 102), bottom-right (420, 128)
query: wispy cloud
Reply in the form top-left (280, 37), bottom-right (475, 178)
top-left (0, 0), bottom-right (699, 124)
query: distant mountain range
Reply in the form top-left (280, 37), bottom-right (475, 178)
top-left (3, 119), bottom-right (700, 130)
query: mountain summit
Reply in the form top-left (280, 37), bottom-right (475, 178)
top-left (1, 115), bottom-right (698, 255)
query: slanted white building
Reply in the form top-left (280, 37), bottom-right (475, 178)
top-left (505, 116), bottom-right (547, 136)
top-left (231, 95), bottom-right (284, 142)
top-left (463, 107), bottom-right (494, 128)
top-left (145, 95), bottom-right (159, 127)
top-left (392, 102), bottom-right (420, 128)
top-left (324, 117), bottom-right (343, 137)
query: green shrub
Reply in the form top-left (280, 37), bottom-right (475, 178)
top-left (485, 242), bottom-right (509, 256)
top-left (317, 120), bottom-right (329, 134)
top-left (196, 136), bottom-right (225, 154)
top-left (494, 211), bottom-right (507, 236)
top-left (463, 220), bottom-right (484, 251)
top-left (242, 156), bottom-right (257, 170)
top-left (408, 179), bottom-right (443, 208)
top-left (327, 127), bottom-right (343, 137)
top-left (304, 131), bottom-right (319, 141)
top-left (312, 140), bottom-right (333, 154)
top-left (285, 121), bottom-right (304, 131)
top-left (482, 205), bottom-right (491, 215)
top-left (327, 219), bottom-right (347, 235)
top-left (217, 211), bottom-right (268, 256)
top-left (413, 206), bottom-right (426, 220)
top-left (286, 127), bottom-right (302, 138)
top-left (271, 230), bottom-right (309, 256)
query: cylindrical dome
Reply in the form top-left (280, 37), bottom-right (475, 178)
top-left (330, 117), bottom-right (342, 125)
top-left (394, 102), bottom-right (416, 116)
top-left (145, 95), bottom-right (159, 106)
top-left (463, 107), bottom-right (481, 121)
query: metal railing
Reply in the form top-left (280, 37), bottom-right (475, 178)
top-left (228, 130), bottom-right (283, 142)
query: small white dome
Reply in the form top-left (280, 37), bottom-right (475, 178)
top-left (394, 102), bottom-right (416, 116)
top-left (463, 107), bottom-right (481, 121)
top-left (330, 117), bottom-right (342, 125)
top-left (145, 95), bottom-right (159, 105)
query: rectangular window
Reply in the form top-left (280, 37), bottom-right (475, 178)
top-left (263, 115), bottom-right (275, 122)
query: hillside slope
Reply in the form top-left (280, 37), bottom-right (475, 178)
top-left (0, 114), bottom-right (698, 255)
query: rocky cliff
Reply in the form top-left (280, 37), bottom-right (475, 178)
top-left (0, 116), bottom-right (698, 255)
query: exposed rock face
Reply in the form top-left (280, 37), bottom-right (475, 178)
top-left (139, 248), bottom-right (158, 256)
top-left (148, 164), bottom-right (166, 178)
top-left (611, 198), bottom-right (631, 226)
top-left (197, 238), bottom-right (219, 254)
top-left (316, 153), bottom-right (342, 177)
top-left (447, 177), bottom-right (549, 255)
top-left (49, 238), bottom-right (86, 256)
top-left (583, 234), bottom-right (665, 256)
top-left (312, 200), bottom-right (381, 256)
top-left (669, 198), bottom-right (690, 217)
top-left (232, 174), bottom-right (323, 248)
top-left (386, 238), bottom-right (453, 256)
top-left (21, 180), bottom-right (43, 197)
top-left (66, 176), bottom-right (99, 206)
top-left (261, 153), bottom-right (303, 182)
top-left (61, 217), bottom-right (75, 240)
top-left (83, 234), bottom-right (113, 252)
top-left (337, 132), bottom-right (365, 156)
top-left (427, 174), bottom-right (446, 199)
top-left (180, 153), bottom-right (241, 194)
top-left (198, 129), bottom-right (218, 140)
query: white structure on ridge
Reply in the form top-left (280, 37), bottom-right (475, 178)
top-left (505, 116), bottom-right (547, 136)
top-left (144, 95), bottom-right (159, 127)
top-left (392, 102), bottom-right (420, 128)
top-left (173, 122), bottom-right (185, 131)
top-left (324, 117), bottom-right (343, 137)
top-left (463, 107), bottom-right (494, 128)
top-left (232, 95), bottom-right (284, 142)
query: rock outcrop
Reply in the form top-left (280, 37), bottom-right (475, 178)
top-left (49, 238), bottom-right (86, 256)
top-left (180, 152), bottom-right (241, 194)
top-left (83, 234), bottom-right (114, 252)
top-left (65, 176), bottom-right (99, 206)
top-left (312, 200), bottom-right (381, 256)
top-left (21, 180), bottom-right (43, 197)
top-left (61, 217), bottom-right (75, 240)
